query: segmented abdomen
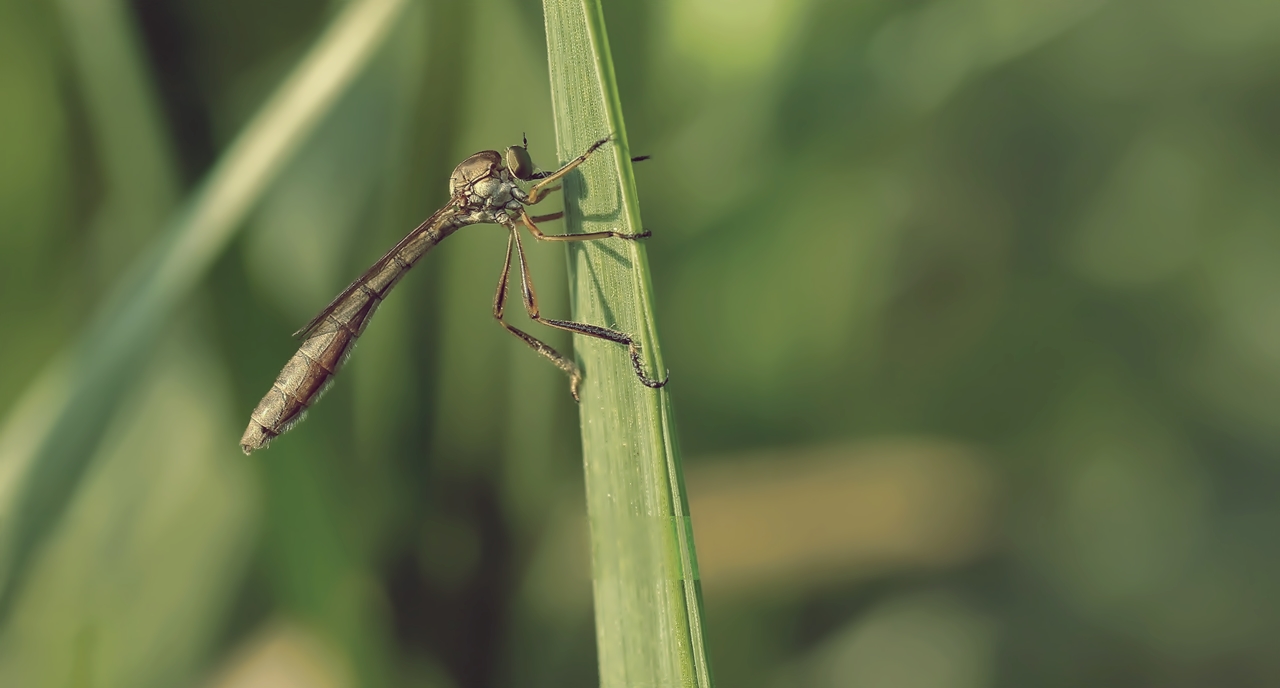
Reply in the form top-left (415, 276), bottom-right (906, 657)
top-left (240, 257), bottom-right (410, 453)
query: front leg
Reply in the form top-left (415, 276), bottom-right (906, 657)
top-left (525, 136), bottom-right (610, 204)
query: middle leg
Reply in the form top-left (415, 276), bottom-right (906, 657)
top-left (519, 210), bottom-right (651, 242)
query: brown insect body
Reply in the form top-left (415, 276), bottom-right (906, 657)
top-left (240, 138), bottom-right (664, 455)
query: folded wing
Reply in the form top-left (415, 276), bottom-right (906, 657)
top-left (241, 201), bottom-right (460, 454)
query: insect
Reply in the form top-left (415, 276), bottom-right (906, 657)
top-left (240, 137), bottom-right (666, 454)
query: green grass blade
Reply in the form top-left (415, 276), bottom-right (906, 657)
top-left (542, 2), bottom-right (713, 686)
top-left (0, 0), bottom-right (409, 616)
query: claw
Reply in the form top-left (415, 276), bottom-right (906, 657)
top-left (628, 345), bottom-right (669, 389)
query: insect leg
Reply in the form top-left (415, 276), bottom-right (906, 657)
top-left (511, 226), bottom-right (668, 389)
top-left (493, 227), bottom-right (583, 400)
top-left (524, 185), bottom-right (560, 202)
top-left (519, 210), bottom-right (650, 242)
top-left (525, 136), bottom-right (610, 204)
top-left (528, 155), bottom-right (647, 181)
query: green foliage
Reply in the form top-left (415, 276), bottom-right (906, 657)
top-left (543, 1), bottom-right (711, 686)
top-left (2, 0), bottom-right (1280, 686)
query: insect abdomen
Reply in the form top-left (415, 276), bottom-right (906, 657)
top-left (240, 293), bottom-right (380, 454)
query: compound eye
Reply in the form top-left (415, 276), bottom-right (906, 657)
top-left (505, 145), bottom-right (536, 181)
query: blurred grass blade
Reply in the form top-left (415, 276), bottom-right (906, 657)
top-left (542, 2), bottom-right (713, 686)
top-left (0, 0), bottom-right (408, 616)
top-left (57, 0), bottom-right (181, 253)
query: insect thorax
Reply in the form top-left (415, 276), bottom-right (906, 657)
top-left (449, 150), bottom-right (527, 223)
top-left (449, 150), bottom-right (502, 197)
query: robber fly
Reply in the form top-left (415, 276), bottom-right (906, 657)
top-left (240, 137), bottom-right (666, 454)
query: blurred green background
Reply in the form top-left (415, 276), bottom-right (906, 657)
top-left (2, 0), bottom-right (1280, 686)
